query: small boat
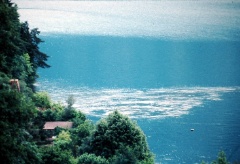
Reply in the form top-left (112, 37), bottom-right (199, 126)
top-left (190, 129), bottom-right (194, 131)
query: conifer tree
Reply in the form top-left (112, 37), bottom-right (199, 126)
top-left (20, 22), bottom-right (50, 90)
top-left (0, 0), bottom-right (23, 78)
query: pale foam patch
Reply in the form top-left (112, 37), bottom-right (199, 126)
top-left (37, 79), bottom-right (239, 119)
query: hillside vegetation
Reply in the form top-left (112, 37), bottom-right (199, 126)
top-left (0, 1), bottom-right (154, 163)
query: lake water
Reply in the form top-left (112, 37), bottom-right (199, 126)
top-left (14, 0), bottom-right (240, 163)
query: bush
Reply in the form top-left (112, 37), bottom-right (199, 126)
top-left (40, 146), bottom-right (73, 164)
top-left (201, 151), bottom-right (229, 164)
top-left (77, 153), bottom-right (109, 164)
top-left (212, 151), bottom-right (229, 164)
top-left (71, 120), bottom-right (94, 156)
top-left (33, 92), bottom-right (51, 109)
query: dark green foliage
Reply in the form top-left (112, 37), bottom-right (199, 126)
top-left (33, 92), bottom-right (52, 109)
top-left (0, 1), bottom-right (50, 163)
top-left (54, 130), bottom-right (72, 151)
top-left (0, 88), bottom-right (36, 128)
top-left (20, 22), bottom-right (50, 90)
top-left (0, 88), bottom-right (41, 164)
top-left (110, 146), bottom-right (138, 164)
top-left (61, 108), bottom-right (86, 126)
top-left (0, 72), bottom-right (10, 90)
top-left (71, 111), bottom-right (86, 128)
top-left (71, 120), bottom-right (93, 146)
top-left (0, 1), bottom-right (49, 90)
top-left (71, 120), bottom-right (94, 156)
top-left (20, 22), bottom-right (49, 68)
top-left (89, 110), bottom-right (154, 163)
top-left (77, 153), bottom-right (109, 164)
top-left (42, 109), bottom-right (59, 121)
top-left (61, 108), bottom-right (77, 121)
top-left (201, 151), bottom-right (230, 164)
top-left (40, 146), bottom-right (73, 164)
top-left (212, 151), bottom-right (229, 164)
top-left (40, 130), bottom-right (74, 163)
top-left (0, 1), bottom-right (25, 81)
top-left (32, 110), bottom-right (46, 141)
top-left (62, 95), bottom-right (86, 127)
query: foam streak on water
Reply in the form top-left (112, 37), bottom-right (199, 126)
top-left (37, 79), bottom-right (239, 119)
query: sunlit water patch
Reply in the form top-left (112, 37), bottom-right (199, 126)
top-left (14, 0), bottom-right (240, 40)
top-left (37, 79), bottom-right (239, 119)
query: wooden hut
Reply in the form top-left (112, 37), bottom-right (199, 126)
top-left (43, 121), bottom-right (73, 130)
top-left (43, 121), bottom-right (73, 142)
top-left (9, 79), bottom-right (20, 92)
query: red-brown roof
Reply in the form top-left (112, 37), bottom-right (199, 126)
top-left (43, 121), bottom-right (73, 130)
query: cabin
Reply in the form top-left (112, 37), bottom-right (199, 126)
top-left (9, 79), bottom-right (20, 92)
top-left (43, 121), bottom-right (73, 142)
top-left (43, 121), bottom-right (73, 130)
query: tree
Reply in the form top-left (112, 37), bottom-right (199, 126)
top-left (212, 151), bottom-right (229, 164)
top-left (40, 146), bottom-right (73, 164)
top-left (20, 21), bottom-right (50, 90)
top-left (71, 120), bottom-right (94, 156)
top-left (0, 87), bottom-right (41, 163)
top-left (61, 107), bottom-right (86, 125)
top-left (0, 1), bottom-right (49, 91)
top-left (89, 110), bottom-right (154, 163)
top-left (33, 92), bottom-right (51, 109)
top-left (42, 109), bottom-right (58, 121)
top-left (201, 151), bottom-right (230, 164)
top-left (56, 130), bottom-right (72, 142)
top-left (54, 130), bottom-right (72, 151)
top-left (0, 0), bottom-right (24, 78)
top-left (66, 95), bottom-right (76, 109)
top-left (110, 145), bottom-right (138, 164)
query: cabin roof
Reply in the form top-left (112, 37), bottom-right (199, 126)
top-left (43, 121), bottom-right (73, 130)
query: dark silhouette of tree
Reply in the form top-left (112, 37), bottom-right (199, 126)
top-left (89, 110), bottom-right (154, 163)
top-left (0, 0), bottom-right (24, 78)
top-left (20, 22), bottom-right (50, 90)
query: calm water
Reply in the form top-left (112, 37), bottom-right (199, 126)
top-left (14, 0), bottom-right (240, 163)
top-left (39, 36), bottom-right (240, 88)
